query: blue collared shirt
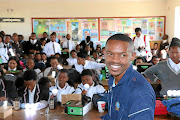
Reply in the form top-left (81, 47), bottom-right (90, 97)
top-left (101, 64), bottom-right (155, 120)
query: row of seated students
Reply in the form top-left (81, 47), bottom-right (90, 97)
top-left (0, 66), bottom-right (106, 109)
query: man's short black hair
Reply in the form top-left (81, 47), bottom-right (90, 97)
top-left (77, 52), bottom-right (87, 59)
top-left (70, 50), bottom-right (76, 54)
top-left (86, 36), bottom-right (91, 41)
top-left (152, 56), bottom-right (159, 59)
top-left (5, 34), bottom-right (11, 38)
top-left (59, 69), bottom-right (69, 77)
top-left (135, 28), bottom-right (142, 32)
top-left (23, 70), bottom-right (37, 81)
top-left (41, 52), bottom-right (46, 55)
top-left (8, 56), bottom-right (19, 64)
top-left (169, 37), bottom-right (180, 49)
top-left (35, 53), bottom-right (41, 56)
top-left (31, 32), bottom-right (36, 35)
top-left (154, 43), bottom-right (158, 45)
top-left (81, 69), bottom-right (93, 77)
top-left (106, 33), bottom-right (134, 51)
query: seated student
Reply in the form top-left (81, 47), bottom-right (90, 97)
top-left (73, 52), bottom-right (106, 73)
top-left (151, 43), bottom-right (160, 57)
top-left (134, 56), bottom-right (146, 66)
top-left (75, 69), bottom-right (106, 99)
top-left (50, 69), bottom-right (75, 103)
top-left (34, 53), bottom-right (46, 71)
top-left (19, 70), bottom-right (49, 110)
top-left (0, 66), bottom-right (18, 106)
top-left (35, 53), bottom-right (42, 63)
top-left (40, 39), bottom-right (46, 53)
top-left (92, 50), bottom-right (101, 62)
top-left (41, 57), bottom-right (63, 78)
top-left (41, 53), bottom-right (47, 65)
top-left (86, 55), bottom-right (92, 61)
top-left (4, 56), bottom-right (23, 71)
top-left (75, 44), bottom-right (80, 53)
top-left (151, 56), bottom-right (160, 65)
top-left (28, 52), bottom-right (35, 59)
top-left (66, 50), bottom-right (77, 66)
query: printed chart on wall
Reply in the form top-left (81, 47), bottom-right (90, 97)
top-left (99, 17), bottom-right (164, 41)
top-left (32, 17), bottom-right (165, 45)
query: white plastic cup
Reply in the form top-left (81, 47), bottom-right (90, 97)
top-left (97, 101), bottom-right (106, 113)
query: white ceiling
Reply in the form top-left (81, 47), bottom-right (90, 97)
top-left (1, 0), bottom-right (165, 1)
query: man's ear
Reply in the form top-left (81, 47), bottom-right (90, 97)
top-left (131, 52), bottom-right (136, 61)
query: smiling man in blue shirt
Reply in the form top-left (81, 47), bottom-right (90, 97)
top-left (101, 34), bottom-right (155, 120)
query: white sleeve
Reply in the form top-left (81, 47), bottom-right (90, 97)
top-left (145, 36), bottom-right (151, 52)
top-left (43, 44), bottom-right (51, 57)
top-left (96, 85), bottom-right (106, 93)
top-left (34, 100), bottom-right (48, 110)
top-left (75, 87), bottom-right (83, 94)
top-left (93, 62), bottom-right (106, 69)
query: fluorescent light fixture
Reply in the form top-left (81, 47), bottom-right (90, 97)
top-left (0, 18), bottom-right (24, 22)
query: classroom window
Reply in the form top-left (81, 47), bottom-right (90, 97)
top-left (174, 6), bottom-right (180, 38)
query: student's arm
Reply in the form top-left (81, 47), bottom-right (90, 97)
top-left (93, 62), bottom-right (106, 69)
top-left (144, 65), bottom-right (159, 82)
top-left (75, 86), bottom-right (83, 94)
top-left (145, 36), bottom-right (151, 52)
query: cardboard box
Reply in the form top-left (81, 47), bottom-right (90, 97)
top-left (65, 100), bottom-right (93, 116)
top-left (0, 106), bottom-right (12, 119)
top-left (61, 94), bottom-right (81, 105)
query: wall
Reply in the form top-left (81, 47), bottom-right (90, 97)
top-left (166, 0), bottom-right (180, 41)
top-left (0, 0), bottom-right (166, 40)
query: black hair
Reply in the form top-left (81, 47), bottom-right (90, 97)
top-left (169, 37), bottom-right (180, 49)
top-left (134, 56), bottom-right (147, 65)
top-left (41, 52), bottom-right (46, 55)
top-left (43, 32), bottom-right (47, 34)
top-left (55, 53), bottom-right (61, 56)
top-left (154, 43), bottom-right (158, 45)
top-left (70, 50), bottom-right (76, 54)
top-left (50, 56), bottom-right (63, 64)
top-left (50, 33), bottom-right (56, 36)
top-left (152, 56), bottom-right (159, 60)
top-left (77, 52), bottom-right (87, 59)
top-left (59, 69), bottom-right (69, 77)
top-left (86, 36), bottom-right (91, 41)
top-left (5, 34), bottom-right (11, 38)
top-left (31, 32), bottom-right (36, 35)
top-left (23, 70), bottom-right (37, 81)
top-left (135, 27), bottom-right (142, 32)
top-left (35, 53), bottom-right (41, 56)
top-left (38, 77), bottom-right (51, 87)
top-left (8, 56), bottom-right (19, 65)
top-left (26, 58), bottom-right (35, 63)
top-left (106, 33), bottom-right (134, 51)
top-left (81, 69), bottom-right (93, 77)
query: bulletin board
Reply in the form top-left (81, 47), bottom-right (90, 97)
top-left (32, 16), bottom-right (165, 46)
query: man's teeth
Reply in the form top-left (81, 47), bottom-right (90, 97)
top-left (111, 65), bottom-right (121, 68)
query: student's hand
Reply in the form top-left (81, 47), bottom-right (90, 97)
top-left (0, 97), bottom-right (6, 102)
top-left (50, 94), bottom-right (55, 99)
top-left (157, 80), bottom-right (161, 84)
top-left (81, 90), bottom-right (87, 95)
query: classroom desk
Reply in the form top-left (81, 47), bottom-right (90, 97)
top-left (4, 106), bottom-right (172, 120)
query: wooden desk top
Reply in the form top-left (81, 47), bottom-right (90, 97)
top-left (4, 106), bottom-right (171, 120)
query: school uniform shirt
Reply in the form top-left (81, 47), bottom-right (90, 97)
top-left (43, 41), bottom-right (61, 57)
top-left (74, 60), bottom-right (106, 73)
top-left (52, 82), bottom-right (75, 102)
top-left (75, 82), bottom-right (106, 99)
top-left (66, 57), bottom-right (77, 66)
top-left (101, 65), bottom-right (155, 120)
top-left (168, 58), bottom-right (180, 73)
top-left (18, 84), bottom-right (49, 110)
top-left (133, 34), bottom-right (151, 57)
top-left (0, 43), bottom-right (9, 63)
top-left (23, 39), bottom-right (41, 55)
top-left (62, 39), bottom-right (76, 52)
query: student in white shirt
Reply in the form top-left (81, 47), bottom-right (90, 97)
top-left (62, 34), bottom-right (76, 52)
top-left (43, 34), bottom-right (61, 57)
top-left (66, 50), bottom-right (77, 66)
top-left (19, 70), bottom-right (49, 110)
top-left (0, 36), bottom-right (9, 63)
top-left (50, 69), bottom-right (75, 103)
top-left (73, 52), bottom-right (106, 73)
top-left (75, 69), bottom-right (106, 99)
top-left (133, 28), bottom-right (151, 59)
top-left (40, 57), bottom-right (63, 78)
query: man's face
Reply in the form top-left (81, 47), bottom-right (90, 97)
top-left (135, 59), bottom-right (143, 65)
top-left (35, 54), bottom-right (41, 61)
top-left (43, 33), bottom-right (47, 38)
top-left (41, 54), bottom-right (47, 61)
top-left (31, 34), bottom-right (36, 40)
top-left (81, 75), bottom-right (93, 86)
top-left (154, 44), bottom-right (158, 50)
top-left (152, 58), bottom-right (159, 65)
top-left (12, 34), bottom-right (18, 43)
top-left (4, 36), bottom-right (11, 44)
top-left (8, 60), bottom-right (17, 69)
top-left (71, 52), bottom-right (77, 58)
top-left (93, 52), bottom-right (98, 59)
top-left (66, 34), bottom-right (71, 40)
top-left (77, 57), bottom-right (85, 65)
top-left (50, 35), bottom-right (56, 42)
top-left (135, 31), bottom-right (141, 38)
top-left (26, 59), bottom-right (35, 70)
top-left (58, 72), bottom-right (68, 86)
top-left (76, 45), bottom-right (80, 52)
top-left (169, 46), bottom-right (180, 64)
top-left (24, 80), bottom-right (36, 92)
top-left (50, 59), bottom-right (59, 68)
top-left (105, 40), bottom-right (134, 78)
